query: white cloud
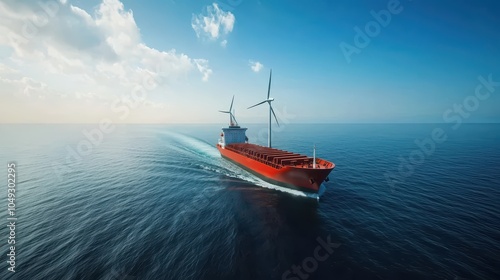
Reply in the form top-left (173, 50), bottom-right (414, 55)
top-left (0, 74), bottom-right (55, 99)
top-left (194, 59), bottom-right (213, 82)
top-left (192, 3), bottom-right (235, 45)
top-left (249, 60), bottom-right (264, 73)
top-left (0, 0), bottom-right (213, 122)
top-left (220, 39), bottom-right (227, 48)
top-left (0, 63), bottom-right (19, 75)
top-left (0, 0), bottom-right (211, 92)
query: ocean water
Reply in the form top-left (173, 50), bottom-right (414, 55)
top-left (0, 123), bottom-right (499, 280)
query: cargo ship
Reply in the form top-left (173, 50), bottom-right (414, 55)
top-left (216, 70), bottom-right (335, 195)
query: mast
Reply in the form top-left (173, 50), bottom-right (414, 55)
top-left (313, 145), bottom-right (316, 169)
top-left (268, 101), bottom-right (272, 147)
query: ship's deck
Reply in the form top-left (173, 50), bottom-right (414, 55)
top-left (225, 143), bottom-right (332, 169)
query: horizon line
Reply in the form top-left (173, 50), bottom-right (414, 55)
top-left (2, 122), bottom-right (500, 125)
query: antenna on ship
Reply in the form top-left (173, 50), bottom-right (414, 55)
top-left (219, 95), bottom-right (238, 126)
top-left (248, 69), bottom-right (279, 148)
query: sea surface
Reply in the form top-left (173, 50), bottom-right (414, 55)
top-left (0, 124), bottom-right (499, 280)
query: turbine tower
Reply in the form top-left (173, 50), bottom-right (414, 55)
top-left (248, 69), bottom-right (279, 148)
top-left (219, 95), bottom-right (238, 126)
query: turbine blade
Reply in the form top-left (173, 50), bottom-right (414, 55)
top-left (230, 113), bottom-right (238, 124)
top-left (219, 110), bottom-right (230, 113)
top-left (247, 100), bottom-right (267, 109)
top-left (270, 105), bottom-right (280, 127)
top-left (267, 69), bottom-right (272, 99)
top-left (230, 95), bottom-right (234, 112)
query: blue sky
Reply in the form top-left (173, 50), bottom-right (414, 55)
top-left (1, 0), bottom-right (499, 123)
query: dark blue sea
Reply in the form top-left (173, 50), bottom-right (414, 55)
top-left (0, 124), bottom-right (499, 280)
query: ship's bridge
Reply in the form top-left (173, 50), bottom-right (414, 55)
top-left (219, 125), bottom-right (247, 147)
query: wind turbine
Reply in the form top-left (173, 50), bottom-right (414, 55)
top-left (248, 69), bottom-right (279, 148)
top-left (219, 95), bottom-right (238, 126)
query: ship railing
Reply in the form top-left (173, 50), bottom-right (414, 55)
top-left (280, 156), bottom-right (310, 165)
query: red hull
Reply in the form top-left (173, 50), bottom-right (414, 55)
top-left (217, 143), bottom-right (335, 193)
